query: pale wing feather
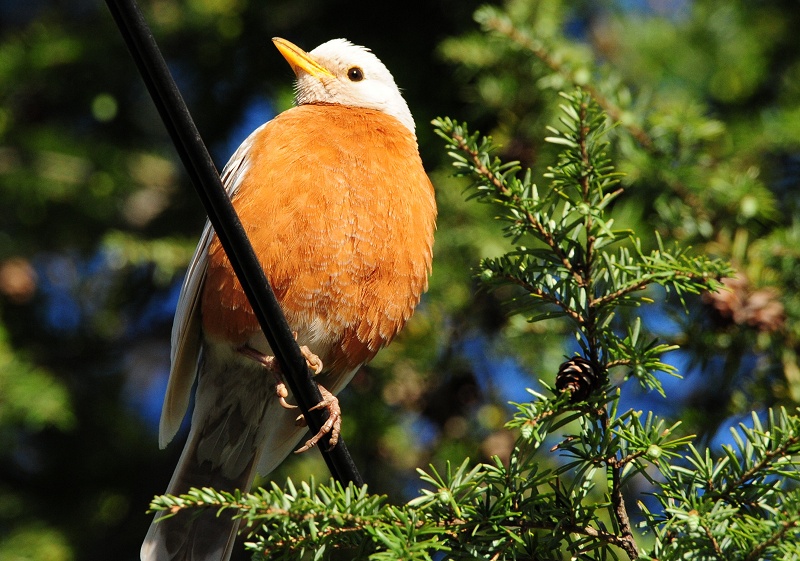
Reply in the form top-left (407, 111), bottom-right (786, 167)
top-left (159, 123), bottom-right (269, 448)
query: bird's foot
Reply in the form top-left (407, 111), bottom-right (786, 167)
top-left (237, 338), bottom-right (323, 374)
top-left (236, 343), bottom-right (324, 411)
top-left (294, 385), bottom-right (342, 453)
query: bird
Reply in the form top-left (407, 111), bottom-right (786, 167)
top-left (141, 37), bottom-right (437, 561)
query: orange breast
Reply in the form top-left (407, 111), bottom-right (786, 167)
top-left (200, 104), bottom-right (436, 372)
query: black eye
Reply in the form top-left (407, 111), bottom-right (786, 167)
top-left (347, 67), bottom-right (364, 82)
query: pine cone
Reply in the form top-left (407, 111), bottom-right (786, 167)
top-left (555, 357), bottom-right (598, 402)
top-left (703, 275), bottom-right (748, 325)
top-left (742, 287), bottom-right (785, 333)
top-left (703, 274), bottom-right (785, 334)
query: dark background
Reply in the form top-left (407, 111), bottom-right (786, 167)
top-left (1, 0), bottom-right (799, 559)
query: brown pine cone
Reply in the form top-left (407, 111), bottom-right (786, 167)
top-left (555, 357), bottom-right (598, 402)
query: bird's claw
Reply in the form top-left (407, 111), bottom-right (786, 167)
top-left (275, 381), bottom-right (297, 410)
top-left (294, 385), bottom-right (341, 453)
top-left (237, 342), bottom-right (324, 410)
top-left (298, 344), bottom-right (323, 374)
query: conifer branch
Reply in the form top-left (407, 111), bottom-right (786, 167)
top-left (610, 465), bottom-right (640, 559)
top-left (745, 520), bottom-right (800, 561)
top-left (590, 278), bottom-right (650, 309)
top-left (496, 270), bottom-right (586, 325)
top-left (475, 7), bottom-right (716, 223)
top-left (445, 128), bottom-right (584, 286)
top-left (725, 434), bottom-right (800, 495)
top-left (701, 522), bottom-right (724, 557)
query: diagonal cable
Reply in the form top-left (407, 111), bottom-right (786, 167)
top-left (104, 0), bottom-right (363, 486)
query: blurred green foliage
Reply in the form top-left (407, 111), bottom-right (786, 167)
top-left (2, 0), bottom-right (800, 559)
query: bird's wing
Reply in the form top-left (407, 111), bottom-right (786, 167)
top-left (159, 125), bottom-right (267, 448)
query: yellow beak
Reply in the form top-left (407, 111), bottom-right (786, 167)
top-left (272, 38), bottom-right (334, 79)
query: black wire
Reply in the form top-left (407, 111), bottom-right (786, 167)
top-left (104, 0), bottom-right (363, 486)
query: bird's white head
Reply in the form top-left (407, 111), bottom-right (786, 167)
top-left (273, 38), bottom-right (415, 136)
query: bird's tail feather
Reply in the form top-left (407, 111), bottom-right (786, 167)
top-left (141, 349), bottom-right (270, 561)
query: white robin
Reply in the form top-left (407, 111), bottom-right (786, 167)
top-left (141, 38), bottom-right (437, 561)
